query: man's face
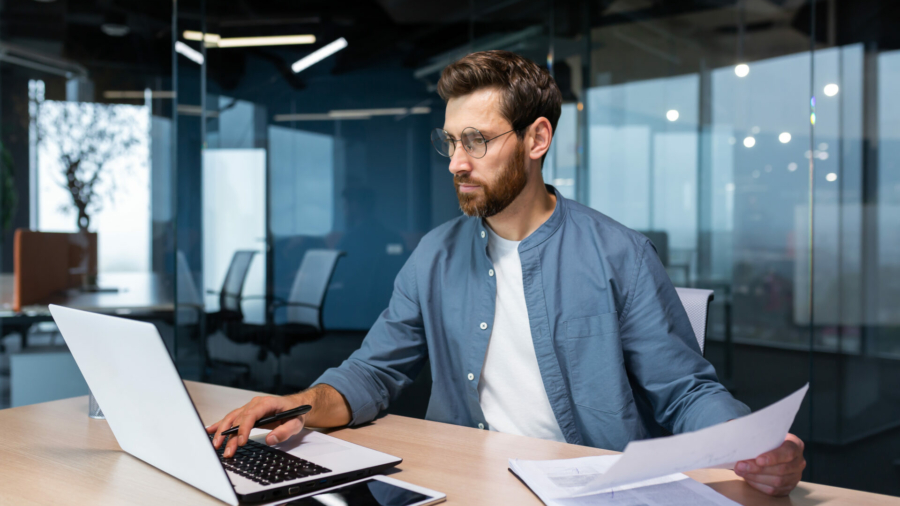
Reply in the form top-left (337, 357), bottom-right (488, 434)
top-left (443, 88), bottom-right (528, 218)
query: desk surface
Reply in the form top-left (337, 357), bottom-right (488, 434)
top-left (0, 381), bottom-right (896, 506)
top-left (0, 272), bottom-right (173, 316)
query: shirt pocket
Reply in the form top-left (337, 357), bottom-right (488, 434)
top-left (564, 312), bottom-right (632, 414)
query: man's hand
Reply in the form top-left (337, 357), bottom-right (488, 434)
top-left (206, 395), bottom-right (306, 458)
top-left (204, 384), bottom-right (352, 458)
top-left (734, 433), bottom-right (806, 496)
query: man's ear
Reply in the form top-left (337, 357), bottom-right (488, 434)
top-left (527, 117), bottom-right (553, 162)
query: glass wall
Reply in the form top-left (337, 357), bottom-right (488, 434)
top-left (1, 0), bottom-right (898, 497)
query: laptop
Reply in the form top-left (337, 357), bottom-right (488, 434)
top-left (49, 304), bottom-right (402, 505)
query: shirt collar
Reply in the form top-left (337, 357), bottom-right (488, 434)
top-left (474, 184), bottom-right (567, 254)
top-left (518, 184), bottom-right (567, 253)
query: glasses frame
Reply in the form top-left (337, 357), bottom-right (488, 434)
top-left (431, 127), bottom-right (518, 159)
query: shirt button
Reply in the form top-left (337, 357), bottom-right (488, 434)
top-left (480, 322), bottom-right (488, 330)
top-left (467, 373), bottom-right (475, 381)
top-left (478, 423), bottom-right (485, 430)
top-left (481, 231), bottom-right (486, 238)
top-left (488, 269), bottom-right (494, 277)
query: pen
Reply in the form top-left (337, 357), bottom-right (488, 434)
top-left (220, 405), bottom-right (312, 436)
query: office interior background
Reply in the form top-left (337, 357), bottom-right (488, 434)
top-left (0, 0), bottom-right (897, 496)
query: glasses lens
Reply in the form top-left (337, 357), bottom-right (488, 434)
top-left (461, 127), bottom-right (487, 158)
top-left (431, 129), bottom-right (453, 157)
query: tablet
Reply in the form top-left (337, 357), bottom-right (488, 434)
top-left (285, 475), bottom-right (446, 506)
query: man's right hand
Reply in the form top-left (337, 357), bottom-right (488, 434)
top-left (206, 394), bottom-right (306, 458)
top-left (205, 384), bottom-right (352, 458)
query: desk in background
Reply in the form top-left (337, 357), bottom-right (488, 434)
top-left (0, 381), bottom-right (896, 505)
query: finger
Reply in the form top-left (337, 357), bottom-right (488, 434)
top-left (206, 422), bottom-right (218, 434)
top-left (742, 471), bottom-right (803, 490)
top-left (231, 398), bottom-right (280, 456)
top-left (224, 433), bottom-right (240, 458)
top-left (213, 408), bottom-right (243, 449)
top-left (756, 440), bottom-right (802, 467)
top-left (266, 417), bottom-right (305, 446)
top-left (736, 456), bottom-right (806, 476)
top-left (745, 479), bottom-right (794, 497)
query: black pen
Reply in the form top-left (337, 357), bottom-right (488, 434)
top-left (220, 405), bottom-right (312, 436)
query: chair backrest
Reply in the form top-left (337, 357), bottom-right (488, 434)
top-left (220, 251), bottom-right (257, 314)
top-left (674, 287), bottom-right (714, 355)
top-left (285, 249), bottom-right (344, 331)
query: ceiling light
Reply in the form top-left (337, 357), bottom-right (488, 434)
top-left (292, 37), bottom-right (348, 73)
top-left (743, 136), bottom-right (756, 148)
top-left (215, 35), bottom-right (315, 48)
top-left (779, 132), bottom-right (791, 143)
top-left (823, 83), bottom-right (839, 97)
top-left (175, 41), bottom-right (204, 65)
top-left (183, 30), bottom-right (221, 44)
top-left (101, 24), bottom-right (130, 37)
top-left (666, 109), bottom-right (679, 122)
top-left (826, 172), bottom-right (837, 182)
top-left (101, 12), bottom-right (129, 36)
top-left (788, 163), bottom-right (798, 172)
top-left (734, 64), bottom-right (749, 77)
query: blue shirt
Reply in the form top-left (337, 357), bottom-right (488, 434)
top-left (313, 185), bottom-right (750, 450)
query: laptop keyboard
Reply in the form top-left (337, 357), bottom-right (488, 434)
top-left (209, 434), bottom-right (332, 486)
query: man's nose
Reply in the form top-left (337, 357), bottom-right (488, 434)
top-left (448, 145), bottom-right (472, 176)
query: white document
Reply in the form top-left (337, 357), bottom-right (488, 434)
top-left (571, 383), bottom-right (809, 496)
top-left (508, 455), bottom-right (740, 506)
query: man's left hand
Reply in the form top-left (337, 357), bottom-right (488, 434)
top-left (734, 433), bottom-right (806, 496)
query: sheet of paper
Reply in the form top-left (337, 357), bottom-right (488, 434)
top-left (571, 383), bottom-right (809, 496)
top-left (508, 455), bottom-right (740, 506)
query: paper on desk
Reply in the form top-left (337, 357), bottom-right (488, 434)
top-left (570, 383), bottom-right (809, 496)
top-left (508, 455), bottom-right (740, 506)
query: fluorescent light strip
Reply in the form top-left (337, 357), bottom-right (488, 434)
top-left (183, 31), bottom-right (314, 48)
top-left (274, 106), bottom-right (431, 122)
top-left (183, 30), bottom-right (221, 43)
top-left (291, 37), bottom-right (348, 73)
top-left (175, 41), bottom-right (204, 65)
top-left (216, 35), bottom-right (315, 48)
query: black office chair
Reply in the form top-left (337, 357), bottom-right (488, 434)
top-left (247, 249), bottom-right (344, 392)
top-left (203, 250), bottom-right (257, 384)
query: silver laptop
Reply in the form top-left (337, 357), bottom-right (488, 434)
top-left (49, 304), bottom-right (402, 505)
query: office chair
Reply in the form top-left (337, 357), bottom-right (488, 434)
top-left (674, 287), bottom-right (714, 356)
top-left (249, 249), bottom-right (344, 392)
top-left (203, 250), bottom-right (257, 383)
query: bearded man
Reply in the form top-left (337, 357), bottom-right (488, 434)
top-left (208, 50), bottom-right (806, 497)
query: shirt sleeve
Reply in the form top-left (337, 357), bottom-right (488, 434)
top-left (619, 239), bottom-right (750, 434)
top-left (311, 250), bottom-right (428, 426)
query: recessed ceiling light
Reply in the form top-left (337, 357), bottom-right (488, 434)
top-left (743, 136), bottom-right (756, 148)
top-left (666, 109), bottom-right (679, 122)
top-left (779, 132), bottom-right (791, 143)
top-left (824, 84), bottom-right (839, 97)
top-left (734, 64), bottom-right (749, 77)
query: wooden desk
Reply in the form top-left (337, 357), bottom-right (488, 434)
top-left (0, 381), bottom-right (896, 505)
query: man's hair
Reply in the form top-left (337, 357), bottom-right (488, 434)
top-left (437, 50), bottom-right (562, 138)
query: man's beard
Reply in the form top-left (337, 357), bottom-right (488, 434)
top-left (454, 143), bottom-right (527, 218)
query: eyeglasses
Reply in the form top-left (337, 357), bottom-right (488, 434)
top-left (430, 127), bottom-right (516, 159)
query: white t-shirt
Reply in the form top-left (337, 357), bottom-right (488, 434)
top-left (477, 227), bottom-right (566, 442)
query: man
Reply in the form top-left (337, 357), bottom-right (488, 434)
top-left (208, 50), bottom-right (806, 497)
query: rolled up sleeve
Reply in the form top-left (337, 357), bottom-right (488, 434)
top-left (619, 240), bottom-right (750, 434)
top-left (311, 250), bottom-right (428, 426)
